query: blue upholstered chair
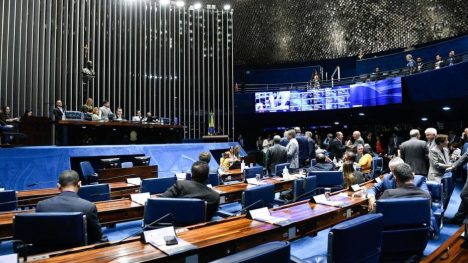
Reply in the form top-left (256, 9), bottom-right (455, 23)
top-left (143, 198), bottom-right (206, 227)
top-left (121, 162), bottom-right (134, 169)
top-left (78, 184), bottom-right (110, 202)
top-left (376, 197), bottom-right (431, 261)
top-left (140, 176), bottom-right (177, 195)
top-left (0, 190), bottom-right (17, 212)
top-left (292, 176), bottom-right (317, 202)
top-left (293, 214), bottom-right (383, 263)
top-left (217, 183), bottom-right (276, 217)
top-left (308, 171), bottom-right (343, 192)
top-left (244, 166), bottom-right (264, 180)
top-left (210, 241), bottom-right (290, 263)
top-left (79, 161), bottom-right (98, 184)
top-left (274, 163), bottom-right (290, 177)
top-left (209, 173), bottom-right (220, 187)
top-left (370, 157), bottom-right (383, 178)
top-left (427, 180), bottom-right (444, 235)
top-left (13, 212), bottom-right (87, 256)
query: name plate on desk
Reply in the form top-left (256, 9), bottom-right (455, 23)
top-left (311, 194), bottom-right (344, 207)
top-left (246, 178), bottom-right (266, 185)
top-left (351, 184), bottom-right (361, 192)
top-left (145, 226), bottom-right (197, 256)
top-left (127, 177), bottom-right (142, 186)
top-left (131, 192), bottom-right (150, 205)
top-left (249, 207), bottom-right (291, 226)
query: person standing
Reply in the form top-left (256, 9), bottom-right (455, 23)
top-left (52, 100), bottom-right (65, 121)
top-left (286, 129), bottom-right (299, 169)
top-left (99, 100), bottom-right (113, 120)
top-left (400, 129), bottom-right (428, 175)
top-left (428, 134), bottom-right (453, 182)
top-left (267, 135), bottom-right (288, 173)
top-left (329, 132), bottom-right (346, 160)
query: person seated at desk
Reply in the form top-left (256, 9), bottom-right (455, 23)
top-left (380, 163), bottom-right (431, 200)
top-left (22, 110), bottom-right (33, 119)
top-left (91, 107), bottom-right (100, 121)
top-left (343, 160), bottom-right (364, 189)
top-left (36, 170), bottom-right (104, 244)
top-left (308, 153), bottom-right (335, 172)
top-left (0, 106), bottom-right (20, 123)
top-left (132, 110), bottom-right (143, 122)
top-left (52, 100), bottom-right (65, 121)
top-left (81, 98), bottom-right (94, 113)
top-left (367, 157), bottom-right (429, 211)
top-left (339, 151), bottom-right (358, 171)
top-left (161, 161), bottom-right (220, 220)
top-left (114, 107), bottom-right (125, 121)
top-left (142, 112), bottom-right (156, 122)
top-left (358, 144), bottom-right (373, 174)
top-left (219, 151), bottom-right (231, 171)
top-left (99, 100), bottom-right (113, 120)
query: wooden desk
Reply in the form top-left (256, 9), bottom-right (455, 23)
top-left (17, 182), bottom-right (140, 208)
top-left (421, 226), bottom-right (468, 263)
top-left (219, 168), bottom-right (244, 182)
top-left (29, 185), bottom-right (372, 262)
top-left (98, 165), bottom-right (158, 183)
top-left (214, 178), bottom-right (294, 203)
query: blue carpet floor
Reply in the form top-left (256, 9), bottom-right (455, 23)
top-left (0, 181), bottom-right (464, 258)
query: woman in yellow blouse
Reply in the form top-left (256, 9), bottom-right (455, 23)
top-left (358, 144), bottom-right (373, 174)
top-left (219, 151), bottom-right (231, 171)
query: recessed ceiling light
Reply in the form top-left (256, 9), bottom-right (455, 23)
top-left (334, 122), bottom-right (340, 125)
top-left (358, 112), bottom-right (365, 116)
top-left (421, 117), bottom-right (428, 121)
top-left (442, 106), bottom-right (451, 111)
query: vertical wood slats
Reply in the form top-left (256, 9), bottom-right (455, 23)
top-left (0, 0), bottom-right (233, 140)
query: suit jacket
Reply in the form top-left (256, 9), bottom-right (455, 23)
top-left (380, 184), bottom-right (431, 200)
top-left (279, 137), bottom-right (289, 147)
top-left (296, 134), bottom-right (309, 162)
top-left (52, 107), bottom-right (64, 121)
top-left (267, 144), bottom-right (288, 171)
top-left (36, 191), bottom-right (103, 244)
top-left (286, 138), bottom-right (299, 169)
top-left (329, 138), bottom-right (346, 159)
top-left (307, 162), bottom-right (335, 172)
top-left (399, 138), bottom-right (428, 175)
top-left (428, 147), bottom-right (452, 181)
top-left (307, 137), bottom-right (316, 159)
top-left (367, 173), bottom-right (429, 198)
top-left (161, 180), bottom-right (220, 220)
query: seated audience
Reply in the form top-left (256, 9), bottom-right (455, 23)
top-left (367, 157), bottom-right (429, 211)
top-left (0, 106), bottom-right (19, 123)
top-left (143, 112), bottom-right (155, 122)
top-left (99, 100), bottom-right (113, 120)
top-left (115, 108), bottom-right (125, 121)
top-left (308, 153), bottom-right (335, 172)
top-left (342, 161), bottom-right (364, 189)
top-left (406, 54), bottom-right (416, 73)
top-left (132, 110), bottom-right (143, 122)
top-left (358, 144), bottom-right (373, 174)
top-left (428, 134), bottom-right (453, 182)
top-left (380, 163), bottom-right (431, 200)
top-left (81, 98), bottom-right (94, 113)
top-left (36, 170), bottom-right (104, 244)
top-left (22, 110), bottom-right (33, 118)
top-left (447, 50), bottom-right (459, 66)
top-left (161, 161), bottom-right (220, 220)
top-left (91, 107), bottom-right (100, 121)
top-left (416, 57), bottom-right (426, 72)
top-left (267, 135), bottom-right (288, 173)
top-left (434, 54), bottom-right (444, 69)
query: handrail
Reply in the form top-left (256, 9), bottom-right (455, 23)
top-left (330, 66), bottom-right (341, 87)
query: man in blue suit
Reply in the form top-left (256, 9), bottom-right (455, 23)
top-left (367, 157), bottom-right (429, 211)
top-left (295, 127), bottom-right (309, 168)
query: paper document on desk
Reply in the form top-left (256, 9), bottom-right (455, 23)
top-left (246, 178), bottom-right (266, 185)
top-left (130, 192), bottom-right (151, 205)
top-left (312, 194), bottom-right (344, 207)
top-left (146, 227), bottom-right (197, 256)
top-left (249, 207), bottom-right (291, 226)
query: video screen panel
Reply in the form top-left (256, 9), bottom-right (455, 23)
top-left (255, 77), bottom-right (402, 113)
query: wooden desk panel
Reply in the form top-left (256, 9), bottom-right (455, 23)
top-left (421, 226), bottom-right (468, 263)
top-left (98, 165), bottom-right (158, 183)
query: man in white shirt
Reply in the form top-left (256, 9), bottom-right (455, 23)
top-left (99, 100), bottom-right (113, 120)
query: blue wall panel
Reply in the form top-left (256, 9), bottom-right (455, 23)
top-left (0, 143), bottom-right (242, 191)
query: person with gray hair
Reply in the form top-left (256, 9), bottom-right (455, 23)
top-left (400, 129), bottom-right (429, 175)
top-left (295, 127), bottom-right (309, 167)
top-left (267, 135), bottom-right (288, 173)
top-left (367, 157), bottom-right (429, 211)
top-left (305, 131), bottom-right (316, 161)
top-left (286, 129), bottom-right (299, 169)
top-left (380, 163), bottom-right (431, 200)
top-left (425, 127), bottom-right (438, 150)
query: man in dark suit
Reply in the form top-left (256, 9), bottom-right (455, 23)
top-left (161, 161), bottom-right (220, 220)
top-left (295, 127), bottom-right (309, 167)
top-left (36, 170), bottom-right (104, 244)
top-left (267, 135), bottom-right (288, 173)
top-left (329, 132), bottom-right (346, 160)
top-left (308, 153), bottom-right (335, 172)
top-left (380, 163), bottom-right (431, 200)
top-left (400, 129), bottom-right (428, 175)
top-left (279, 131), bottom-right (289, 147)
top-left (52, 100), bottom-right (65, 121)
top-left (447, 152), bottom-right (468, 224)
top-left (387, 133), bottom-right (402, 156)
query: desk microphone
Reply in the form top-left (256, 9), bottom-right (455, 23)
top-left (285, 189), bottom-right (319, 205)
top-left (98, 174), bottom-right (138, 182)
top-left (237, 199), bottom-right (265, 216)
top-left (26, 180), bottom-right (57, 187)
top-left (115, 213), bottom-right (175, 244)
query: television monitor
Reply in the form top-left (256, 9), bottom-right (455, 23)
top-left (134, 156), bottom-right (151, 166)
top-left (100, 158), bottom-right (120, 169)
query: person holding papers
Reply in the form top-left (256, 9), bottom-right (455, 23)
top-left (161, 161), bottom-right (220, 220)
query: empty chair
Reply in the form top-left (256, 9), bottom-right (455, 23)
top-left (140, 176), bottom-right (177, 195)
top-left (210, 241), bottom-right (290, 263)
top-left (0, 190), bottom-right (17, 212)
top-left (13, 212), bottom-right (87, 257)
top-left (79, 161), bottom-right (98, 184)
top-left (143, 198), bottom-right (206, 227)
top-left (376, 197), bottom-right (431, 261)
top-left (293, 214), bottom-right (383, 263)
top-left (274, 163), bottom-right (290, 177)
top-left (120, 162), bottom-right (133, 169)
top-left (370, 157), bottom-right (383, 178)
top-left (134, 156), bottom-right (151, 166)
top-left (244, 166), bottom-right (263, 180)
top-left (427, 180), bottom-right (444, 234)
top-left (218, 183), bottom-right (276, 217)
top-left (78, 184), bottom-right (110, 202)
top-left (292, 176), bottom-right (317, 202)
top-left (308, 171), bottom-right (343, 191)
top-left (209, 173), bottom-right (220, 187)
